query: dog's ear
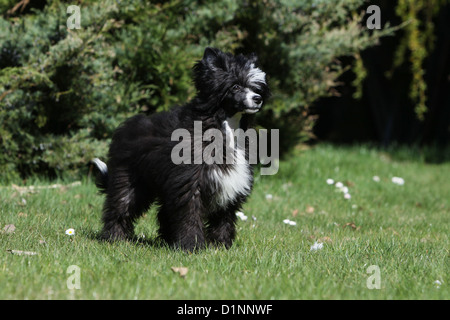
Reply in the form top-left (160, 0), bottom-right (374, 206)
top-left (202, 47), bottom-right (221, 68)
top-left (248, 52), bottom-right (258, 65)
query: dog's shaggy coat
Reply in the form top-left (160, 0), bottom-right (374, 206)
top-left (92, 48), bottom-right (270, 251)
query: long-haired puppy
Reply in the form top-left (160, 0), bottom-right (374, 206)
top-left (92, 47), bottom-right (270, 251)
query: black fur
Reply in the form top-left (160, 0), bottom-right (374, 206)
top-left (92, 47), bottom-right (270, 251)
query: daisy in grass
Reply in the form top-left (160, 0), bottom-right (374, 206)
top-left (236, 211), bottom-right (248, 221)
top-left (391, 177), bottom-right (405, 185)
top-left (310, 242), bottom-right (324, 251)
top-left (65, 228), bottom-right (75, 236)
top-left (283, 219), bottom-right (297, 226)
top-left (327, 179), bottom-right (352, 199)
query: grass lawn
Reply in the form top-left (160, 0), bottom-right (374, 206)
top-left (0, 144), bottom-right (448, 299)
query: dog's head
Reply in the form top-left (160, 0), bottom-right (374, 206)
top-left (193, 47), bottom-right (270, 116)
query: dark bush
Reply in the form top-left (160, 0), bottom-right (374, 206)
top-left (0, 0), bottom-right (387, 182)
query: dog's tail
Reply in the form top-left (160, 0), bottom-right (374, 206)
top-left (90, 158), bottom-right (108, 193)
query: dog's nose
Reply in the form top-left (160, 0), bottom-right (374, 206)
top-left (252, 94), bottom-right (262, 105)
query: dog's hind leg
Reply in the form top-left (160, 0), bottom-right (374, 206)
top-left (100, 169), bottom-right (150, 241)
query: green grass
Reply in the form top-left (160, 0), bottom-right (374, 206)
top-left (0, 144), bottom-right (448, 299)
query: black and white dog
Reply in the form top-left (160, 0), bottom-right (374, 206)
top-left (92, 47), bottom-right (270, 251)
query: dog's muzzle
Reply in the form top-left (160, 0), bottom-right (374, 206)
top-left (244, 91), bottom-right (263, 113)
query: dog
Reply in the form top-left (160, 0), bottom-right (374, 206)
top-left (91, 47), bottom-right (270, 251)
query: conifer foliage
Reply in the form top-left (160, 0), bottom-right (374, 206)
top-left (0, 0), bottom-right (385, 181)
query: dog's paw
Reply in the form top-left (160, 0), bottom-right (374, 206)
top-left (100, 227), bottom-right (131, 242)
top-left (173, 238), bottom-right (206, 253)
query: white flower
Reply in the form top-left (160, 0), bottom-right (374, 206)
top-left (392, 177), bottom-right (405, 185)
top-left (335, 182), bottom-right (344, 188)
top-left (373, 176), bottom-right (380, 182)
top-left (326, 179), bottom-right (334, 185)
top-left (265, 194), bottom-right (273, 200)
top-left (310, 242), bottom-right (324, 251)
top-left (65, 228), bottom-right (75, 236)
top-left (344, 193), bottom-right (351, 200)
top-left (283, 219), bottom-right (296, 226)
top-left (236, 211), bottom-right (248, 221)
top-left (340, 186), bottom-right (349, 194)
top-left (434, 280), bottom-right (442, 288)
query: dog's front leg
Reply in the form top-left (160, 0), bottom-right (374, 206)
top-left (206, 208), bottom-right (238, 249)
top-left (157, 191), bottom-right (206, 252)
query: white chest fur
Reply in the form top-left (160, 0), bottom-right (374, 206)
top-left (210, 114), bottom-right (252, 209)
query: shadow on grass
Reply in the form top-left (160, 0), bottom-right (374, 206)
top-left (83, 228), bottom-right (236, 253)
top-left (82, 228), bottom-right (229, 252)
top-left (314, 142), bottom-right (450, 164)
top-left (384, 143), bottom-right (450, 164)
top-left (83, 228), bottom-right (168, 249)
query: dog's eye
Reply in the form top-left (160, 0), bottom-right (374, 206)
top-left (231, 84), bottom-right (241, 93)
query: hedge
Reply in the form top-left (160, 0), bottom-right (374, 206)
top-left (0, 0), bottom-right (388, 182)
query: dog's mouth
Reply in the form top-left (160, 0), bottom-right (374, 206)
top-left (244, 107), bottom-right (260, 114)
